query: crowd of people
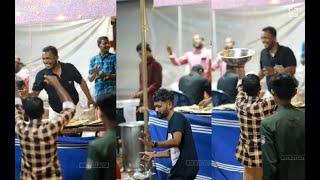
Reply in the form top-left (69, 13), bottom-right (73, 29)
top-left (14, 25), bottom-right (305, 180)
top-left (15, 36), bottom-right (118, 179)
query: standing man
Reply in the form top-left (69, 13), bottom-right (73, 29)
top-left (179, 65), bottom-right (211, 105)
top-left (140, 89), bottom-right (199, 180)
top-left (15, 75), bottom-right (76, 179)
top-left (85, 93), bottom-right (116, 180)
top-left (32, 46), bottom-right (95, 118)
top-left (88, 36), bottom-right (116, 99)
top-left (133, 43), bottom-right (162, 110)
top-left (261, 73), bottom-right (305, 180)
top-left (259, 26), bottom-right (297, 91)
top-left (167, 34), bottom-right (212, 82)
top-left (212, 37), bottom-right (235, 77)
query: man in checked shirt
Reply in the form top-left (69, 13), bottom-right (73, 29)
top-left (235, 74), bottom-right (277, 180)
top-left (15, 74), bottom-right (75, 180)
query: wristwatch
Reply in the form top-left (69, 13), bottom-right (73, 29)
top-left (152, 141), bottom-right (158, 148)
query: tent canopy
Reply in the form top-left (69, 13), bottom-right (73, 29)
top-left (15, 0), bottom-right (116, 25)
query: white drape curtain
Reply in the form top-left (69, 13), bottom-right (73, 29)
top-left (15, 16), bottom-right (113, 105)
top-left (116, 1), bottom-right (212, 97)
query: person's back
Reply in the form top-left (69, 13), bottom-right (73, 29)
top-left (15, 75), bottom-right (75, 180)
top-left (261, 73), bottom-right (304, 180)
top-left (217, 70), bottom-right (239, 102)
top-left (85, 129), bottom-right (116, 180)
top-left (84, 93), bottom-right (117, 180)
top-left (261, 107), bottom-right (305, 180)
top-left (179, 72), bottom-right (210, 105)
top-left (16, 118), bottom-right (66, 179)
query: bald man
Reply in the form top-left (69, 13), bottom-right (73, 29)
top-left (212, 37), bottom-right (235, 77)
top-left (167, 34), bottom-right (212, 82)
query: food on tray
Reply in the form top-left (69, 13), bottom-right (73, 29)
top-left (292, 99), bottom-right (305, 108)
top-left (174, 104), bottom-right (212, 114)
top-left (213, 103), bottom-right (236, 110)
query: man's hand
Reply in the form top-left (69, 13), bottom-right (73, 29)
top-left (140, 152), bottom-right (156, 162)
top-left (44, 75), bottom-right (60, 87)
top-left (18, 87), bottom-right (29, 99)
top-left (166, 45), bottom-right (173, 55)
top-left (133, 91), bottom-right (143, 98)
top-left (87, 97), bottom-right (96, 107)
top-left (198, 98), bottom-right (212, 108)
top-left (92, 66), bottom-right (100, 76)
top-left (274, 65), bottom-right (285, 73)
top-left (138, 132), bottom-right (153, 147)
top-left (263, 67), bottom-right (276, 76)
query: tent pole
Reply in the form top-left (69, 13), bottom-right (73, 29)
top-left (140, 0), bottom-right (151, 170)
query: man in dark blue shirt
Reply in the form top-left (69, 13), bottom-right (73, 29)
top-left (140, 89), bottom-right (199, 179)
top-left (179, 65), bottom-right (211, 105)
top-left (217, 64), bottom-right (239, 103)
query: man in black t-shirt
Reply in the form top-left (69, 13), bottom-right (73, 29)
top-left (179, 65), bottom-right (211, 105)
top-left (140, 89), bottom-right (199, 180)
top-left (31, 46), bottom-right (95, 115)
top-left (259, 26), bottom-right (297, 91)
top-left (217, 65), bottom-right (239, 103)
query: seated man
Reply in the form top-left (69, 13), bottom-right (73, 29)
top-left (85, 93), bottom-right (117, 180)
top-left (261, 73), bottom-right (304, 180)
top-left (15, 75), bottom-right (75, 180)
top-left (217, 64), bottom-right (239, 103)
top-left (235, 74), bottom-right (277, 180)
top-left (179, 64), bottom-right (211, 105)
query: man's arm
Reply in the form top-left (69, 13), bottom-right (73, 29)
top-left (235, 85), bottom-right (247, 106)
top-left (156, 131), bottom-right (182, 148)
top-left (147, 63), bottom-right (162, 95)
top-left (283, 66), bottom-right (296, 74)
top-left (15, 83), bottom-right (25, 127)
top-left (167, 45), bottom-right (188, 66)
top-left (80, 78), bottom-right (96, 105)
top-left (139, 131), bottom-right (182, 149)
top-left (261, 122), bottom-right (279, 180)
top-left (44, 75), bottom-right (76, 133)
top-left (258, 69), bottom-right (265, 80)
top-left (88, 57), bottom-right (99, 82)
top-left (154, 150), bottom-right (170, 158)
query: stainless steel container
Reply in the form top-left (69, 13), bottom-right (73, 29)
top-left (218, 48), bottom-right (255, 66)
top-left (119, 121), bottom-right (145, 172)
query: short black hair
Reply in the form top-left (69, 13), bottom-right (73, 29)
top-left (136, 42), bottom-right (152, 52)
top-left (96, 93), bottom-right (116, 121)
top-left (153, 89), bottom-right (174, 102)
top-left (262, 26), bottom-right (277, 37)
top-left (22, 97), bottom-right (44, 119)
top-left (42, 46), bottom-right (58, 57)
top-left (242, 74), bottom-right (261, 96)
top-left (191, 64), bottom-right (204, 73)
top-left (97, 36), bottom-right (109, 46)
top-left (269, 73), bottom-right (298, 100)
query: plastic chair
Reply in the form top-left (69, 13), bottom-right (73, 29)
top-left (172, 90), bottom-right (192, 107)
top-left (212, 90), bottom-right (233, 107)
